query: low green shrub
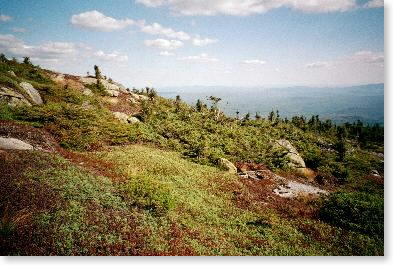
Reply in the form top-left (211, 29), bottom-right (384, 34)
top-left (13, 103), bottom-right (136, 150)
top-left (320, 192), bottom-right (384, 238)
top-left (0, 104), bottom-right (17, 120)
top-left (120, 174), bottom-right (176, 213)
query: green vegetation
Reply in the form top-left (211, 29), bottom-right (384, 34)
top-left (320, 192), bottom-right (383, 238)
top-left (0, 56), bottom-right (384, 255)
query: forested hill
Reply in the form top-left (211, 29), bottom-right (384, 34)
top-left (0, 56), bottom-right (384, 256)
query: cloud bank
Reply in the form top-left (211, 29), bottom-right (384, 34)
top-left (0, 34), bottom-right (128, 64)
top-left (136, 0), bottom-right (360, 16)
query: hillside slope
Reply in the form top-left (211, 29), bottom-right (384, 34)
top-left (0, 57), bottom-right (384, 255)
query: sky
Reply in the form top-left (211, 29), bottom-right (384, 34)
top-left (0, 0), bottom-right (384, 88)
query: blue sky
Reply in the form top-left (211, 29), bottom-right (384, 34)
top-left (0, 0), bottom-right (384, 88)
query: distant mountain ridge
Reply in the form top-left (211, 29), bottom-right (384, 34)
top-left (159, 83), bottom-right (384, 125)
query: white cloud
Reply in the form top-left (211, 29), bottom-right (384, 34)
top-left (0, 14), bottom-right (12, 22)
top-left (70, 10), bottom-right (134, 31)
top-left (94, 50), bottom-right (128, 62)
top-left (144, 38), bottom-right (184, 50)
top-left (350, 50), bottom-right (384, 64)
top-left (136, 0), bottom-right (357, 16)
top-left (139, 22), bottom-right (190, 40)
top-left (0, 34), bottom-right (78, 61)
top-left (159, 51), bottom-right (175, 56)
top-left (306, 62), bottom-right (330, 69)
top-left (242, 59), bottom-right (266, 65)
top-left (70, 10), bottom-right (217, 48)
top-left (307, 50), bottom-right (384, 69)
top-left (11, 27), bottom-right (26, 33)
top-left (178, 53), bottom-right (219, 63)
top-left (136, 0), bottom-right (166, 7)
top-left (0, 34), bottom-right (128, 65)
top-left (192, 37), bottom-right (218, 46)
top-left (363, 0), bottom-right (384, 8)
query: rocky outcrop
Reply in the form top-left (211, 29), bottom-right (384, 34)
top-left (129, 93), bottom-right (149, 101)
top-left (1, 82), bottom-right (44, 106)
top-left (80, 77), bottom-right (125, 97)
top-left (0, 86), bottom-right (32, 106)
top-left (79, 76), bottom-right (149, 102)
top-left (113, 112), bottom-right (141, 124)
top-left (19, 82), bottom-right (43, 105)
top-left (218, 158), bottom-right (237, 173)
top-left (274, 139), bottom-right (306, 168)
top-left (0, 137), bottom-right (34, 150)
top-left (237, 166), bottom-right (328, 198)
top-left (272, 178), bottom-right (328, 198)
top-left (0, 120), bottom-right (59, 152)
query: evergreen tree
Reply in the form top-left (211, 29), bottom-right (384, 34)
top-left (208, 96), bottom-right (222, 121)
top-left (175, 95), bottom-right (182, 112)
top-left (196, 99), bottom-right (203, 112)
top-left (268, 110), bottom-right (275, 122)
top-left (94, 65), bottom-right (102, 80)
top-left (336, 126), bottom-right (347, 162)
top-left (0, 53), bottom-right (7, 62)
top-left (243, 113), bottom-right (251, 121)
top-left (23, 57), bottom-right (31, 65)
top-left (148, 88), bottom-right (157, 101)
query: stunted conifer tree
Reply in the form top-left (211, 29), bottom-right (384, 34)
top-left (94, 65), bottom-right (102, 80)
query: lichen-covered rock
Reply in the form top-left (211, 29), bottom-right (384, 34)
top-left (19, 82), bottom-right (43, 105)
top-left (128, 116), bottom-right (140, 124)
top-left (112, 112), bottom-right (141, 124)
top-left (83, 88), bottom-right (93, 96)
top-left (106, 89), bottom-right (120, 97)
top-left (0, 137), bottom-right (34, 150)
top-left (0, 86), bottom-right (32, 106)
top-left (113, 112), bottom-right (130, 124)
top-left (274, 139), bottom-right (306, 168)
top-left (130, 93), bottom-right (149, 101)
top-left (80, 77), bottom-right (122, 97)
top-left (7, 71), bottom-right (16, 77)
top-left (218, 158), bottom-right (237, 173)
top-left (273, 179), bottom-right (328, 198)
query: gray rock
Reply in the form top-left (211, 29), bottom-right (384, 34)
top-left (82, 88), bottom-right (93, 96)
top-left (273, 180), bottom-right (328, 198)
top-left (218, 158), bottom-right (237, 173)
top-left (0, 86), bottom-right (32, 106)
top-left (128, 116), bottom-right (140, 124)
top-left (371, 170), bottom-right (382, 177)
top-left (7, 71), bottom-right (16, 77)
top-left (0, 137), bottom-right (34, 150)
top-left (274, 139), bottom-right (306, 168)
top-left (80, 77), bottom-right (122, 97)
top-left (113, 112), bottom-right (130, 124)
top-left (51, 73), bottom-right (65, 82)
top-left (106, 89), bottom-right (120, 97)
top-left (130, 93), bottom-right (149, 101)
top-left (19, 82), bottom-right (43, 105)
top-left (113, 112), bottom-right (141, 124)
